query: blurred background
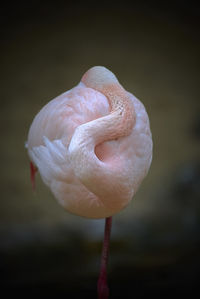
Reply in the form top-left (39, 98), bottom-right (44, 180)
top-left (1, 1), bottom-right (200, 298)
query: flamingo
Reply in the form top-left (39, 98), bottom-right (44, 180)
top-left (26, 66), bottom-right (152, 298)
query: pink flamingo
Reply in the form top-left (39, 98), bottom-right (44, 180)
top-left (26, 66), bottom-right (152, 298)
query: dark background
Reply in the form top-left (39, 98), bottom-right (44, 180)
top-left (1, 1), bottom-right (200, 298)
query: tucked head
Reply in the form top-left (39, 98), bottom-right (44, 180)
top-left (81, 66), bottom-right (119, 90)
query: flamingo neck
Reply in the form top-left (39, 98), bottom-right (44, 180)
top-left (81, 66), bottom-right (135, 142)
top-left (68, 67), bottom-right (135, 210)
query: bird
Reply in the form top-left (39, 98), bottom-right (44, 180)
top-left (26, 66), bottom-right (152, 298)
top-left (27, 66), bottom-right (152, 219)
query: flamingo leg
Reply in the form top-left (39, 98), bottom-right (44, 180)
top-left (97, 216), bottom-right (112, 299)
top-left (30, 161), bottom-right (37, 191)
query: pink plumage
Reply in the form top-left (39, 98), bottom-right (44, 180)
top-left (27, 66), bottom-right (152, 219)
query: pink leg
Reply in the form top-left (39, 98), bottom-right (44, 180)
top-left (97, 216), bottom-right (112, 299)
top-left (30, 161), bottom-right (37, 191)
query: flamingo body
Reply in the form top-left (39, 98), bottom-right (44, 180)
top-left (27, 67), bottom-right (152, 219)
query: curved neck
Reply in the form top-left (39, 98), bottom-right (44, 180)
top-left (87, 83), bottom-right (135, 143)
top-left (81, 67), bottom-right (135, 143)
top-left (69, 67), bottom-right (135, 210)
